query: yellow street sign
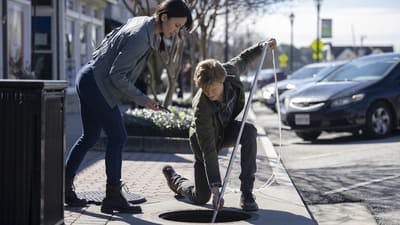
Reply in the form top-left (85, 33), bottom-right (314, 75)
top-left (312, 52), bottom-right (324, 60)
top-left (279, 53), bottom-right (288, 68)
top-left (311, 39), bottom-right (324, 51)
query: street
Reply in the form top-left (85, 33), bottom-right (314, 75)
top-left (252, 101), bottom-right (400, 225)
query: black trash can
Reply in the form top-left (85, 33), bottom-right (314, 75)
top-left (0, 80), bottom-right (68, 225)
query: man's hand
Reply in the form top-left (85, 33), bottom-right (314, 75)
top-left (267, 38), bottom-right (277, 50)
top-left (211, 187), bottom-right (224, 210)
top-left (259, 38), bottom-right (277, 50)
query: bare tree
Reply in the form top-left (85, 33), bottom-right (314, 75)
top-left (122, 0), bottom-right (163, 103)
top-left (159, 37), bottom-right (186, 106)
top-left (124, 0), bottom-right (289, 102)
top-left (186, 0), bottom-right (287, 96)
top-left (188, 0), bottom-right (286, 60)
top-left (124, 0), bottom-right (189, 106)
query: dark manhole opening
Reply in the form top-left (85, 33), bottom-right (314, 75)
top-left (159, 210), bottom-right (251, 223)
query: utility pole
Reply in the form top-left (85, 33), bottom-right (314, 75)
top-left (314, 0), bottom-right (323, 62)
top-left (289, 12), bottom-right (295, 72)
top-left (224, 0), bottom-right (229, 62)
top-left (359, 35), bottom-right (367, 56)
top-left (2, 0), bottom-right (8, 78)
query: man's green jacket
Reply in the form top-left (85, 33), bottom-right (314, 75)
top-left (189, 44), bottom-right (263, 188)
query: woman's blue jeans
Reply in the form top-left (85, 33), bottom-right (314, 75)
top-left (65, 63), bottom-right (127, 185)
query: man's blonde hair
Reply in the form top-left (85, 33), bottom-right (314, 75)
top-left (193, 59), bottom-right (226, 89)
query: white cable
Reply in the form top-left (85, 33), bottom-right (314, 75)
top-left (272, 50), bottom-right (283, 148)
top-left (211, 43), bottom-right (269, 223)
top-left (256, 49), bottom-right (283, 191)
top-left (224, 49), bottom-right (283, 194)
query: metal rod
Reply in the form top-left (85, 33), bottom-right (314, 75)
top-left (211, 43), bottom-right (269, 223)
top-left (2, 0), bottom-right (8, 78)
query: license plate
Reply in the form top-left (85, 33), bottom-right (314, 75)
top-left (295, 114), bottom-right (310, 125)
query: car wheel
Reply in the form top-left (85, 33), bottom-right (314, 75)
top-left (365, 102), bottom-right (393, 138)
top-left (295, 131), bottom-right (321, 141)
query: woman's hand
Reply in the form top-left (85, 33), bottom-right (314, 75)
top-left (145, 99), bottom-right (161, 111)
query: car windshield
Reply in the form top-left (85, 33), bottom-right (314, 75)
top-left (314, 63), bottom-right (344, 79)
top-left (322, 56), bottom-right (400, 82)
top-left (288, 66), bottom-right (324, 80)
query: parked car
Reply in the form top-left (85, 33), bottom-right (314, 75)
top-left (240, 68), bottom-right (285, 91)
top-left (282, 53), bottom-right (400, 141)
top-left (260, 61), bottom-right (346, 112)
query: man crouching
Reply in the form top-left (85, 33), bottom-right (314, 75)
top-left (162, 39), bottom-right (277, 211)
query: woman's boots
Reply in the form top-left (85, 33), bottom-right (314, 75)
top-left (101, 182), bottom-right (142, 214)
top-left (65, 177), bottom-right (87, 207)
top-left (66, 178), bottom-right (141, 214)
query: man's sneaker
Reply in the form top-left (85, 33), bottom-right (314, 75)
top-left (240, 192), bottom-right (259, 211)
top-left (162, 165), bottom-right (182, 196)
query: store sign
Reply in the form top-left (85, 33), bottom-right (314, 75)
top-left (34, 33), bottom-right (48, 46)
top-left (32, 17), bottom-right (51, 50)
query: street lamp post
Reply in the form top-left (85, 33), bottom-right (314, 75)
top-left (289, 12), bottom-right (295, 72)
top-left (314, 0), bottom-right (323, 62)
top-left (224, 0), bottom-right (229, 62)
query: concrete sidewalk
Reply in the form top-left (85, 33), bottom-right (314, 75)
top-left (64, 105), bottom-right (316, 224)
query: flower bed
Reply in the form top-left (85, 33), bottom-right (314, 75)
top-left (124, 106), bottom-right (193, 138)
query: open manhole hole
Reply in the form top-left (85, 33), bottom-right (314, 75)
top-left (159, 210), bottom-right (251, 223)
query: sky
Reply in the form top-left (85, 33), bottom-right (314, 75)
top-left (218, 0), bottom-right (400, 52)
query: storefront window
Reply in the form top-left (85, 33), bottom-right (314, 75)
top-left (65, 20), bottom-right (76, 87)
top-left (94, 9), bottom-right (101, 19)
top-left (33, 17), bottom-right (51, 51)
top-left (32, 16), bottom-right (52, 79)
top-left (91, 25), bottom-right (102, 49)
top-left (36, 0), bottom-right (52, 6)
top-left (80, 23), bottom-right (88, 66)
top-left (81, 4), bottom-right (87, 15)
top-left (67, 0), bottom-right (74, 10)
top-left (8, 2), bottom-right (24, 79)
top-left (64, 1), bottom-right (105, 87)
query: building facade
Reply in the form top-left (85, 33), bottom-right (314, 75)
top-left (1, 0), bottom-right (134, 88)
top-left (64, 0), bottom-right (106, 87)
top-left (325, 44), bottom-right (394, 61)
top-left (2, 0), bottom-right (32, 79)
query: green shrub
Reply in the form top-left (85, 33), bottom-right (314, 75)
top-left (124, 106), bottom-right (193, 137)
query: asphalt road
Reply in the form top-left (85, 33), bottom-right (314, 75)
top-left (252, 102), bottom-right (400, 225)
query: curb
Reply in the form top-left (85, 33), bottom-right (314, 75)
top-left (248, 105), bottom-right (318, 224)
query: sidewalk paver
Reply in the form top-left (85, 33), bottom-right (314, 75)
top-left (64, 105), bottom-right (315, 224)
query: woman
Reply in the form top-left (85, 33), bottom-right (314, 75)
top-left (65, 0), bottom-right (192, 214)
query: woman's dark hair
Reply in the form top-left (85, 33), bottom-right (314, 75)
top-left (156, 0), bottom-right (193, 51)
